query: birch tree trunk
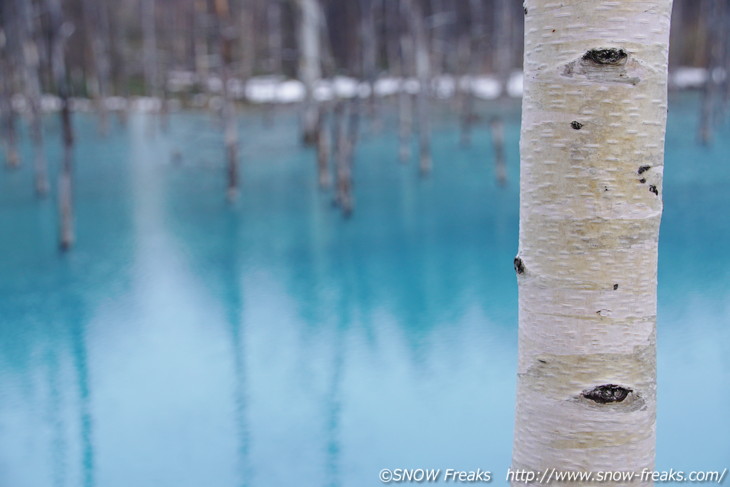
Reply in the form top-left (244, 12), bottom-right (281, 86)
top-left (513, 0), bottom-right (672, 479)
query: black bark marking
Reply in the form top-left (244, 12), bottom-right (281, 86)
top-left (582, 384), bottom-right (632, 404)
top-left (563, 49), bottom-right (639, 84)
top-left (639, 178), bottom-right (646, 184)
top-left (649, 185), bottom-right (659, 196)
top-left (514, 257), bottom-right (525, 275)
top-left (613, 284), bottom-right (619, 290)
top-left (638, 165), bottom-right (651, 174)
top-left (583, 48), bottom-right (628, 66)
top-left (570, 121), bottom-right (583, 130)
top-left (524, 7), bottom-right (528, 15)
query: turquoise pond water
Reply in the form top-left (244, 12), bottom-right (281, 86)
top-left (0, 95), bottom-right (729, 486)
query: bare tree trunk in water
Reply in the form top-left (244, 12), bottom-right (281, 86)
top-left (494, 0), bottom-right (513, 98)
top-left (238, 0), bottom-right (255, 85)
top-left (359, 0), bottom-right (378, 132)
top-left (0, 12), bottom-right (20, 170)
top-left (267, 0), bottom-right (283, 75)
top-left (142, 0), bottom-right (163, 131)
top-left (395, 1), bottom-right (413, 164)
top-left (456, 32), bottom-right (473, 148)
top-left (721, 3), bottom-right (730, 120)
top-left (47, 0), bottom-right (75, 251)
top-left (111, 4), bottom-right (130, 127)
top-left (213, 0), bottom-right (240, 202)
top-left (490, 117), bottom-right (506, 187)
top-left (297, 0), bottom-right (322, 146)
top-left (17, 0), bottom-right (49, 195)
top-left (82, 0), bottom-right (112, 135)
top-left (334, 100), bottom-right (359, 218)
top-left (513, 0), bottom-right (672, 476)
top-left (264, 0), bottom-right (283, 125)
top-left (316, 107), bottom-right (331, 189)
top-left (404, 0), bottom-right (431, 176)
top-left (460, 0), bottom-right (484, 148)
top-left (698, 0), bottom-right (725, 145)
top-left (194, 0), bottom-right (210, 94)
top-left (0, 72), bottom-right (20, 170)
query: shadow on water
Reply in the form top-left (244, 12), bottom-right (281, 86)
top-left (221, 208), bottom-right (252, 487)
top-left (59, 269), bottom-right (96, 487)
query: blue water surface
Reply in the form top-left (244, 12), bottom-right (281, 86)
top-left (0, 95), bottom-right (728, 486)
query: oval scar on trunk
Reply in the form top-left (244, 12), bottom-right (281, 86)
top-left (582, 384), bottom-right (633, 404)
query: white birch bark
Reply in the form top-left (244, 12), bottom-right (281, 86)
top-left (513, 0), bottom-right (672, 480)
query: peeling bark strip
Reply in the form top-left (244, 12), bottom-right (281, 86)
top-left (513, 0), bottom-right (671, 478)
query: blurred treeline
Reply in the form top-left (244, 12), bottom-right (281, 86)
top-left (1, 0), bottom-right (728, 250)
top-left (0, 0), bottom-right (726, 100)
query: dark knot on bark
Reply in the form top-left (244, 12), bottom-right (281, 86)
top-left (582, 384), bottom-right (632, 404)
top-left (514, 257), bottom-right (525, 275)
top-left (583, 48), bottom-right (628, 66)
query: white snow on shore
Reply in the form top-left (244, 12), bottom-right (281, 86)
top-left (16, 67), bottom-right (715, 113)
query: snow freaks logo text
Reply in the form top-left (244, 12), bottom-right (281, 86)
top-left (379, 468), bottom-right (492, 483)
